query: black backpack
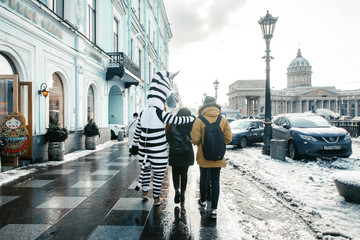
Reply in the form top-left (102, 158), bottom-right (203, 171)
top-left (198, 115), bottom-right (225, 161)
top-left (169, 125), bottom-right (192, 155)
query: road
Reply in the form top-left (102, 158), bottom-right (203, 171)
top-left (221, 140), bottom-right (360, 239)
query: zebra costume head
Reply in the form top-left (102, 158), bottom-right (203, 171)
top-left (147, 71), bottom-right (179, 109)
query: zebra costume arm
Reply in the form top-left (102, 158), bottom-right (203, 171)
top-left (130, 115), bottom-right (142, 155)
top-left (159, 109), bottom-right (195, 125)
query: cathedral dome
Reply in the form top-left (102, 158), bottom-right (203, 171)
top-left (288, 49), bottom-right (311, 69)
top-left (287, 49), bottom-right (312, 88)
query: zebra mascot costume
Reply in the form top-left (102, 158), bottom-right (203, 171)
top-left (131, 71), bottom-right (195, 205)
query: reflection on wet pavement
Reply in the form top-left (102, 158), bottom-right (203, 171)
top-left (0, 142), bottom-right (242, 239)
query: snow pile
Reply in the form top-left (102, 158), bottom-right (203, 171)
top-left (225, 143), bottom-right (360, 239)
top-left (332, 171), bottom-right (360, 187)
top-left (0, 140), bottom-right (122, 187)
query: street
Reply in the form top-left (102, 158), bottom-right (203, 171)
top-left (222, 139), bottom-right (360, 239)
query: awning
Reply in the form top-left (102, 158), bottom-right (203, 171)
top-left (106, 66), bottom-right (124, 81)
top-left (106, 67), bottom-right (139, 88)
top-left (122, 72), bottom-right (139, 88)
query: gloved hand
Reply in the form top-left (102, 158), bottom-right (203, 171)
top-left (131, 145), bottom-right (139, 155)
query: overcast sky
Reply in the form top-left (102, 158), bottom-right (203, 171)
top-left (164, 0), bottom-right (360, 108)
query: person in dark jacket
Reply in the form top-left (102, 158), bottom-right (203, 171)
top-left (166, 107), bottom-right (194, 204)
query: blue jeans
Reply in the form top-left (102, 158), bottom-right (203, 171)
top-left (199, 167), bottom-right (221, 209)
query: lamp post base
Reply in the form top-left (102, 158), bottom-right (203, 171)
top-left (262, 145), bottom-right (270, 155)
top-left (262, 122), bottom-right (272, 156)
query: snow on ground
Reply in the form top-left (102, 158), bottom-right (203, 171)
top-left (223, 140), bottom-right (360, 239)
top-left (0, 140), bottom-right (122, 187)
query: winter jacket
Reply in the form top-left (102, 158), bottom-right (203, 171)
top-left (190, 103), bottom-right (232, 168)
top-left (166, 122), bottom-right (194, 167)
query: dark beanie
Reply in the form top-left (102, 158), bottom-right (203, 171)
top-left (203, 96), bottom-right (216, 104)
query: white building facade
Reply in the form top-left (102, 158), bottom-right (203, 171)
top-left (0, 0), bottom-right (172, 165)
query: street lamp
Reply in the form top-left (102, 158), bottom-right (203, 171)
top-left (258, 10), bottom-right (278, 155)
top-left (213, 79), bottom-right (219, 102)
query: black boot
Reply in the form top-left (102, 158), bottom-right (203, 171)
top-left (174, 189), bottom-right (181, 204)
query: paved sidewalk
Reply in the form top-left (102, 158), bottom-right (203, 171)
top-left (0, 142), bottom-right (241, 239)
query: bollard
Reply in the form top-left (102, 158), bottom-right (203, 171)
top-left (270, 139), bottom-right (286, 160)
top-left (117, 130), bottom-right (124, 141)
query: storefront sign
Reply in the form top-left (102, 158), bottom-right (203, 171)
top-left (0, 112), bottom-right (29, 156)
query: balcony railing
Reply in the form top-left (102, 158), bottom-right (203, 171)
top-left (106, 52), bottom-right (140, 80)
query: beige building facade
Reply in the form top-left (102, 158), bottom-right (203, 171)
top-left (228, 49), bottom-right (360, 118)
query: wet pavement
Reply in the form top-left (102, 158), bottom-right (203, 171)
top-left (0, 142), bottom-right (241, 240)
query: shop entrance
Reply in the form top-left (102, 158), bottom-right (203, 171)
top-left (0, 53), bottom-right (33, 165)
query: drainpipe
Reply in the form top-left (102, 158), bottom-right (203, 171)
top-left (127, 88), bottom-right (130, 123)
top-left (156, 3), bottom-right (160, 70)
top-left (127, 0), bottom-right (131, 57)
top-left (143, 0), bottom-right (147, 105)
top-left (74, 39), bottom-right (79, 130)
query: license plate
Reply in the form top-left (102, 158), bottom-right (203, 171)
top-left (324, 145), bottom-right (341, 150)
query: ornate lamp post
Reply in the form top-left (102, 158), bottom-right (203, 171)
top-left (258, 10), bottom-right (278, 155)
top-left (213, 79), bottom-right (219, 102)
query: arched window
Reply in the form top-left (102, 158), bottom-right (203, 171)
top-left (0, 53), bottom-right (17, 123)
top-left (49, 73), bottom-right (64, 127)
top-left (87, 85), bottom-right (95, 122)
top-left (0, 53), bottom-right (16, 74)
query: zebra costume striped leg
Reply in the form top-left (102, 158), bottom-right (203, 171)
top-left (132, 71), bottom-right (195, 198)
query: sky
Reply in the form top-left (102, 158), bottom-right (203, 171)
top-left (164, 0), bottom-right (360, 108)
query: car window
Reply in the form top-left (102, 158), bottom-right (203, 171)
top-left (279, 117), bottom-right (287, 126)
top-left (230, 120), bottom-right (250, 129)
top-left (257, 121), bottom-right (264, 128)
top-left (273, 117), bottom-right (281, 126)
top-left (288, 116), bottom-right (331, 128)
top-left (250, 122), bottom-right (258, 129)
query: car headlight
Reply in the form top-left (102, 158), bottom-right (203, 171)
top-left (298, 134), bottom-right (317, 142)
top-left (344, 134), bottom-right (351, 141)
top-left (114, 126), bottom-right (120, 129)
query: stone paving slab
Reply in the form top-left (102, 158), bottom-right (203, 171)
top-left (0, 142), bottom-right (242, 239)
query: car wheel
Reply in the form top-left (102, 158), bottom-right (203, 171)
top-left (111, 130), bottom-right (116, 140)
top-left (239, 137), bottom-right (247, 148)
top-left (288, 141), bottom-right (301, 160)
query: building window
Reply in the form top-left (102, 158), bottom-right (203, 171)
top-left (87, 0), bottom-right (96, 43)
top-left (49, 0), bottom-right (64, 18)
top-left (49, 73), bottom-right (64, 127)
top-left (0, 53), bottom-right (16, 124)
top-left (113, 18), bottom-right (119, 52)
top-left (138, 49), bottom-right (142, 72)
top-left (130, 38), bottom-right (133, 59)
top-left (148, 62), bottom-right (151, 84)
top-left (87, 85), bottom-right (95, 122)
top-left (138, 0), bottom-right (141, 20)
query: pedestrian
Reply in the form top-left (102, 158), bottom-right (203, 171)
top-left (190, 96), bottom-right (232, 218)
top-left (166, 107), bottom-right (194, 204)
top-left (131, 71), bottom-right (195, 206)
top-left (126, 112), bottom-right (138, 154)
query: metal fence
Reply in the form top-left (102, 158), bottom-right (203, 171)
top-left (329, 120), bottom-right (360, 138)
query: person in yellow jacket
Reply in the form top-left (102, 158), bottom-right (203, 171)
top-left (190, 96), bottom-right (232, 218)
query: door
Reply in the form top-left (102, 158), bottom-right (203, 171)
top-left (0, 75), bottom-right (19, 166)
top-left (19, 82), bottom-right (33, 160)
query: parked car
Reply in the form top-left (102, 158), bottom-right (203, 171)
top-left (229, 119), bottom-right (264, 148)
top-left (256, 113), bottom-right (265, 120)
top-left (272, 113), bottom-right (352, 160)
top-left (339, 115), bottom-right (352, 120)
top-left (109, 124), bottom-right (126, 139)
top-left (226, 117), bottom-right (236, 123)
top-left (352, 116), bottom-right (360, 121)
